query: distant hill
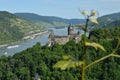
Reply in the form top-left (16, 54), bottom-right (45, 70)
top-left (0, 11), bottom-right (41, 44)
top-left (97, 12), bottom-right (120, 28)
top-left (106, 20), bottom-right (120, 28)
top-left (15, 13), bottom-right (84, 27)
top-left (15, 12), bottom-right (120, 28)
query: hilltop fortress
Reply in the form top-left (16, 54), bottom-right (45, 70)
top-left (47, 24), bottom-right (82, 46)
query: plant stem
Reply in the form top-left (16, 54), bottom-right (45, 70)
top-left (81, 63), bottom-right (85, 80)
top-left (81, 17), bottom-right (89, 80)
top-left (86, 53), bottom-right (112, 69)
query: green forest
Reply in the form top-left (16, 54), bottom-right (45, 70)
top-left (0, 26), bottom-right (120, 80)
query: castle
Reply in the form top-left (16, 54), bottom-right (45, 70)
top-left (47, 24), bottom-right (82, 46)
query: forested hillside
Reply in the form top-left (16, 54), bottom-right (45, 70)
top-left (89, 27), bottom-right (120, 39)
top-left (0, 26), bottom-right (120, 80)
top-left (106, 20), bottom-right (120, 28)
top-left (15, 12), bottom-right (120, 28)
top-left (0, 11), bottom-right (41, 45)
top-left (96, 12), bottom-right (120, 28)
top-left (15, 13), bottom-right (85, 27)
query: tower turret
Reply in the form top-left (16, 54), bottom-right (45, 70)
top-left (68, 24), bottom-right (74, 35)
top-left (47, 32), bottom-right (56, 46)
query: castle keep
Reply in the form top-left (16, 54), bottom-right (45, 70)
top-left (47, 24), bottom-right (82, 46)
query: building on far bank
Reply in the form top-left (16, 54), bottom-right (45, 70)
top-left (47, 24), bottom-right (82, 46)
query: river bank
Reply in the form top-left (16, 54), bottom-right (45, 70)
top-left (0, 30), bottom-right (49, 48)
top-left (0, 44), bottom-right (8, 48)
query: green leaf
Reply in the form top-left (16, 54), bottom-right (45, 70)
top-left (53, 58), bottom-right (84, 70)
top-left (67, 61), bottom-right (84, 68)
top-left (75, 61), bottom-right (84, 67)
top-left (53, 60), bottom-right (71, 70)
top-left (89, 18), bottom-right (98, 24)
top-left (63, 55), bottom-right (72, 60)
top-left (85, 42), bottom-right (105, 51)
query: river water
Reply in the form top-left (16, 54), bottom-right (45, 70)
top-left (0, 27), bottom-right (84, 56)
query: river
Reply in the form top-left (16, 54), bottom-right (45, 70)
top-left (0, 27), bottom-right (84, 56)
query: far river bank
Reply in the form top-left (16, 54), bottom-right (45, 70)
top-left (0, 30), bottom-right (49, 48)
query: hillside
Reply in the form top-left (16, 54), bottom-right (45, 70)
top-left (15, 13), bottom-right (85, 27)
top-left (97, 12), bottom-right (120, 28)
top-left (89, 27), bottom-right (120, 39)
top-left (0, 11), bottom-right (42, 45)
top-left (105, 20), bottom-right (120, 28)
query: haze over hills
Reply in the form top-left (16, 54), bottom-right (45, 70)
top-left (14, 13), bottom-right (85, 27)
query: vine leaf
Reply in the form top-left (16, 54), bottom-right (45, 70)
top-left (89, 18), bottom-right (98, 24)
top-left (85, 42), bottom-right (106, 51)
top-left (53, 60), bottom-right (71, 70)
top-left (53, 55), bottom-right (84, 70)
top-left (63, 55), bottom-right (72, 60)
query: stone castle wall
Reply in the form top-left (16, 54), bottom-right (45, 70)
top-left (54, 37), bottom-right (69, 45)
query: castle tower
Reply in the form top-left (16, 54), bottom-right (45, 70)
top-left (47, 32), bottom-right (56, 46)
top-left (68, 24), bottom-right (74, 35)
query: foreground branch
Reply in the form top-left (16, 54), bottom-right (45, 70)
top-left (86, 39), bottom-right (120, 69)
top-left (86, 53), bottom-right (112, 69)
top-left (86, 53), bottom-right (120, 69)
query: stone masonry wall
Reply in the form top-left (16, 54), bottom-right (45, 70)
top-left (55, 37), bottom-right (69, 45)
